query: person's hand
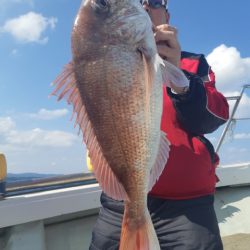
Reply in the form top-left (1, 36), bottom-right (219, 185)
top-left (154, 24), bottom-right (189, 94)
top-left (153, 24), bottom-right (181, 68)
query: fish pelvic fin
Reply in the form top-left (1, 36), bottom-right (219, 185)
top-left (148, 131), bottom-right (170, 192)
top-left (50, 62), bottom-right (129, 201)
top-left (119, 207), bottom-right (160, 250)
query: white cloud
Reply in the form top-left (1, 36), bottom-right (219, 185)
top-left (223, 91), bottom-right (250, 119)
top-left (0, 116), bottom-right (78, 148)
top-left (0, 115), bottom-right (86, 174)
top-left (234, 93), bottom-right (250, 118)
top-left (1, 12), bottom-right (57, 44)
top-left (234, 133), bottom-right (250, 140)
top-left (0, 117), bottom-right (16, 134)
top-left (207, 44), bottom-right (250, 119)
top-left (0, 143), bottom-right (26, 153)
top-left (6, 128), bottom-right (78, 147)
top-left (219, 145), bottom-right (250, 166)
top-left (29, 108), bottom-right (69, 120)
top-left (207, 44), bottom-right (250, 94)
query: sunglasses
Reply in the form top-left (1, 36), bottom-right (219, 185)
top-left (140, 0), bottom-right (168, 9)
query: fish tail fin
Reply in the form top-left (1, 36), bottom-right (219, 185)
top-left (119, 208), bottom-right (160, 250)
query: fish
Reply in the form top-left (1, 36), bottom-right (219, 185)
top-left (51, 0), bottom-right (189, 249)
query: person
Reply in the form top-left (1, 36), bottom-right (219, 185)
top-left (89, 0), bottom-right (229, 249)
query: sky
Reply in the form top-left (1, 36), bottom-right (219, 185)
top-left (0, 0), bottom-right (250, 175)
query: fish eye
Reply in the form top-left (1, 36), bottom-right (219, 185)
top-left (91, 0), bottom-right (110, 14)
top-left (99, 0), bottom-right (108, 7)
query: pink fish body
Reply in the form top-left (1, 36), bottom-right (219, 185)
top-left (50, 1), bottom-right (188, 249)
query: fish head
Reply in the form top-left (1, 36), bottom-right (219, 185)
top-left (72, 0), bottom-right (154, 62)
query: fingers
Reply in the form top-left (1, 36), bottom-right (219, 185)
top-left (155, 24), bottom-right (178, 33)
top-left (154, 24), bottom-right (178, 38)
top-left (156, 43), bottom-right (180, 60)
top-left (154, 24), bottom-right (178, 46)
top-left (155, 30), bottom-right (175, 44)
top-left (153, 24), bottom-right (181, 68)
top-left (156, 41), bottom-right (181, 68)
top-left (156, 44), bottom-right (168, 59)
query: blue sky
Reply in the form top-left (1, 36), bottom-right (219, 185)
top-left (0, 0), bottom-right (250, 174)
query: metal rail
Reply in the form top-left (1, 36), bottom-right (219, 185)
top-left (215, 84), bottom-right (250, 153)
top-left (6, 173), bottom-right (96, 197)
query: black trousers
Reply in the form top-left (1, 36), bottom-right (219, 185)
top-left (89, 193), bottom-right (223, 250)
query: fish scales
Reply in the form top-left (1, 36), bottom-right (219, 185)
top-left (76, 45), bottom-right (156, 193)
top-left (52, 1), bottom-right (171, 249)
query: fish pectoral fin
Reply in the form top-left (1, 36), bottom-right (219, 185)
top-left (139, 47), bottom-right (156, 112)
top-left (159, 56), bottom-right (190, 88)
top-left (148, 131), bottom-right (170, 192)
top-left (51, 62), bottom-right (128, 202)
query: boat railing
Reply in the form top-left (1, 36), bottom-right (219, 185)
top-left (216, 84), bottom-right (250, 153)
top-left (5, 173), bottom-right (96, 197)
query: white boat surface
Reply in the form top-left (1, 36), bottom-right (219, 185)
top-left (0, 162), bottom-right (250, 250)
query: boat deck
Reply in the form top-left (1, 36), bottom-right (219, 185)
top-left (1, 164), bottom-right (250, 250)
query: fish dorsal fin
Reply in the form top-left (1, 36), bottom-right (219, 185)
top-left (51, 62), bottom-right (128, 201)
top-left (148, 131), bottom-right (170, 192)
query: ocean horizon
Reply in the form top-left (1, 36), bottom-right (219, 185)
top-left (6, 173), bottom-right (62, 183)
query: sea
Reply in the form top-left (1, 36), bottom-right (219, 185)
top-left (6, 173), bottom-right (58, 183)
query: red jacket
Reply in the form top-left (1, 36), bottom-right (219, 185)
top-left (149, 51), bottom-right (229, 200)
